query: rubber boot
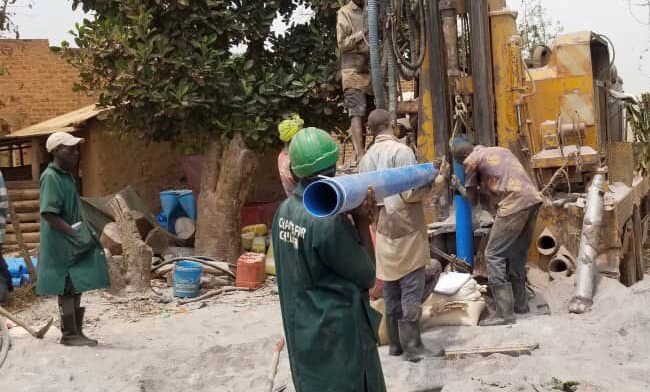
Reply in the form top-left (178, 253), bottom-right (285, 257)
top-left (58, 296), bottom-right (96, 347)
top-left (75, 307), bottom-right (98, 346)
top-left (398, 319), bottom-right (424, 362)
top-left (414, 322), bottom-right (445, 358)
top-left (479, 283), bottom-right (516, 327)
top-left (511, 278), bottom-right (530, 314)
top-left (0, 277), bottom-right (9, 306)
top-left (386, 314), bottom-right (403, 356)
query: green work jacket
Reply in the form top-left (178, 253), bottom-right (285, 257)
top-left (36, 164), bottom-right (110, 296)
top-left (272, 183), bottom-right (386, 392)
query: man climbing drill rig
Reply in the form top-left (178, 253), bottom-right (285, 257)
top-left (337, 0), bottom-right (373, 165)
top-left (450, 140), bottom-right (542, 326)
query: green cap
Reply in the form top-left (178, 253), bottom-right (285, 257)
top-left (289, 127), bottom-right (339, 179)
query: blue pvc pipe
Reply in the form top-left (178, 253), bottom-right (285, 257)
top-left (453, 159), bottom-right (473, 267)
top-left (303, 163), bottom-right (438, 218)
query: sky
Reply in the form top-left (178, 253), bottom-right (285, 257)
top-left (6, 0), bottom-right (650, 95)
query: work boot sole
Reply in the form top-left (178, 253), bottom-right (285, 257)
top-left (61, 336), bottom-right (98, 347)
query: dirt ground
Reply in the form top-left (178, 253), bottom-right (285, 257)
top-left (2, 269), bottom-right (650, 392)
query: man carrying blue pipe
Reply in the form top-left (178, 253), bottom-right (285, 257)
top-left (272, 127), bottom-right (386, 392)
top-left (450, 140), bottom-right (542, 326)
top-left (359, 109), bottom-right (449, 362)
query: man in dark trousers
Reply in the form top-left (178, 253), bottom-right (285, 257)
top-left (451, 140), bottom-right (542, 326)
top-left (272, 127), bottom-right (386, 392)
top-left (337, 0), bottom-right (373, 164)
top-left (36, 131), bottom-right (110, 346)
top-left (359, 109), bottom-right (446, 362)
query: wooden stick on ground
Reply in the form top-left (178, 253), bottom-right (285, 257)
top-left (9, 202), bottom-right (37, 281)
top-left (0, 306), bottom-right (52, 339)
top-left (266, 338), bottom-right (285, 392)
top-left (444, 343), bottom-right (540, 360)
top-left (178, 286), bottom-right (250, 305)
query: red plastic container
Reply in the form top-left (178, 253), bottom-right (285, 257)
top-left (241, 202), bottom-right (280, 228)
top-left (236, 252), bottom-right (266, 289)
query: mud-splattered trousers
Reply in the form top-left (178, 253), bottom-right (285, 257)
top-left (485, 204), bottom-right (541, 285)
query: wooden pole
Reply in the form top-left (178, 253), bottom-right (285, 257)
top-left (9, 202), bottom-right (37, 281)
top-left (30, 138), bottom-right (42, 182)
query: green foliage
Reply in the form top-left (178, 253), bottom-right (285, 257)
top-left (627, 93), bottom-right (650, 174)
top-left (517, 0), bottom-right (563, 60)
top-left (0, 0), bottom-right (31, 38)
top-left (69, 0), bottom-right (347, 151)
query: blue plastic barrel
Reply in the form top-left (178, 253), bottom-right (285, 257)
top-left (6, 258), bottom-right (23, 278)
top-left (16, 257), bottom-right (37, 275)
top-left (12, 277), bottom-right (21, 288)
top-left (22, 273), bottom-right (30, 284)
top-left (160, 191), bottom-right (181, 217)
top-left (173, 261), bottom-right (202, 298)
top-left (178, 191), bottom-right (197, 220)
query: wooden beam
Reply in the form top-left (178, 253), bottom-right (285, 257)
top-left (31, 138), bottom-right (42, 182)
top-left (445, 343), bottom-right (539, 360)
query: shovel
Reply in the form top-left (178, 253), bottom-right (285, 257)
top-left (0, 306), bottom-right (53, 339)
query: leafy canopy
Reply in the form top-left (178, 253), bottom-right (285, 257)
top-left (69, 0), bottom-right (346, 150)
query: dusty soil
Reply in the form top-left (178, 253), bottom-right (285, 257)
top-left (2, 273), bottom-right (650, 392)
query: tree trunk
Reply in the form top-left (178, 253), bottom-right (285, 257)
top-left (195, 133), bottom-right (258, 264)
top-left (195, 138), bottom-right (223, 254)
top-left (109, 194), bottom-right (152, 292)
top-left (100, 222), bottom-right (123, 256)
top-left (174, 217), bottom-right (196, 242)
top-left (144, 227), bottom-right (171, 256)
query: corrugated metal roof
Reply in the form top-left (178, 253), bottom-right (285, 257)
top-left (7, 104), bottom-right (106, 139)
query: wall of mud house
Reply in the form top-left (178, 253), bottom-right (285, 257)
top-left (0, 39), bottom-right (95, 133)
top-left (78, 119), bottom-right (186, 211)
top-left (246, 147), bottom-right (285, 203)
top-left (79, 120), bottom-right (285, 212)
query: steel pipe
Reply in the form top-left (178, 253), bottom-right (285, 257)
top-left (303, 163), bottom-right (438, 218)
top-left (569, 173), bottom-right (606, 314)
top-left (548, 245), bottom-right (576, 280)
top-left (536, 227), bottom-right (558, 256)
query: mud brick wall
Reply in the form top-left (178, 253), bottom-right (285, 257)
top-left (0, 39), bottom-right (95, 133)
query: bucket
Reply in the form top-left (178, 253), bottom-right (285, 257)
top-left (173, 261), bottom-right (203, 298)
top-left (178, 191), bottom-right (197, 220)
top-left (160, 191), bottom-right (181, 217)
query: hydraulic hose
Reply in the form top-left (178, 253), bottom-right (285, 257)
top-left (368, 0), bottom-right (386, 109)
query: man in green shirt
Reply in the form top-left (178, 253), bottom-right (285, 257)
top-left (36, 131), bottom-right (110, 346)
top-left (272, 127), bottom-right (386, 392)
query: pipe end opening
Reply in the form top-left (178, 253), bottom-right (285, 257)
top-left (537, 235), bottom-right (557, 256)
top-left (549, 259), bottom-right (568, 273)
top-left (304, 181), bottom-right (339, 218)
